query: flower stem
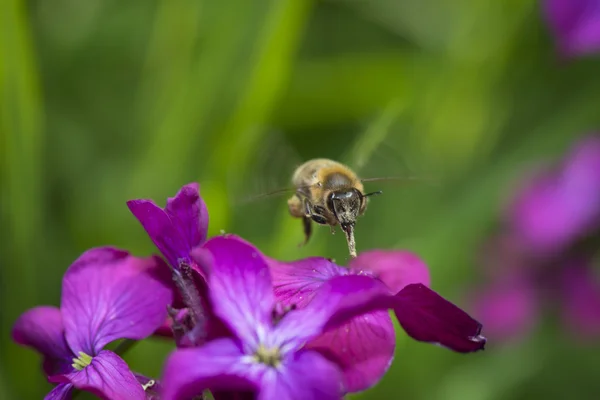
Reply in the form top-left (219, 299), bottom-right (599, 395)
top-left (114, 338), bottom-right (138, 357)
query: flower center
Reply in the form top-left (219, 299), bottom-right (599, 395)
top-left (254, 344), bottom-right (281, 367)
top-left (71, 351), bottom-right (93, 371)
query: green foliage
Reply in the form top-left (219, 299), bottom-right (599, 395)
top-left (1, 0), bottom-right (600, 398)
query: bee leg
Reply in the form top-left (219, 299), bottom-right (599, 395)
top-left (287, 195), bottom-right (304, 218)
top-left (299, 216), bottom-right (312, 247)
top-left (302, 196), bottom-right (313, 218)
top-left (329, 225), bottom-right (336, 235)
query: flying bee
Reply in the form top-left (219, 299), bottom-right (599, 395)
top-left (286, 158), bottom-right (383, 258)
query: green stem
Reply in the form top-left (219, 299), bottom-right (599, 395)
top-left (113, 339), bottom-right (139, 357)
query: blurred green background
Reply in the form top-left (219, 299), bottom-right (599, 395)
top-left (2, 0), bottom-right (600, 399)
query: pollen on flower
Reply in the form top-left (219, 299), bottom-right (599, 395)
top-left (254, 344), bottom-right (281, 367)
top-left (71, 351), bottom-right (93, 371)
top-left (142, 379), bottom-right (156, 391)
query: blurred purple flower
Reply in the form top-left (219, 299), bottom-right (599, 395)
top-left (543, 0), bottom-right (600, 57)
top-left (509, 136), bottom-right (600, 255)
top-left (470, 273), bottom-right (540, 342)
top-left (561, 259), bottom-right (600, 338)
top-left (473, 134), bottom-right (600, 342)
top-left (269, 250), bottom-right (485, 392)
top-left (12, 248), bottom-right (173, 400)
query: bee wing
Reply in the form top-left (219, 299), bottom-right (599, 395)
top-left (233, 131), bottom-right (310, 206)
top-left (238, 186), bottom-right (296, 204)
top-left (340, 101), bottom-right (439, 187)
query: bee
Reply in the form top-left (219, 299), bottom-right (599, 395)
top-left (287, 158), bottom-right (383, 258)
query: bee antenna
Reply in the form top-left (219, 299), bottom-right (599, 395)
top-left (363, 190), bottom-right (383, 198)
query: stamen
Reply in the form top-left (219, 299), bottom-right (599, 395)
top-left (172, 261), bottom-right (206, 344)
top-left (254, 344), bottom-right (281, 367)
top-left (142, 379), bottom-right (156, 391)
top-left (71, 351), bottom-right (93, 371)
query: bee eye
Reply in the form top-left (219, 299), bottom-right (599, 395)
top-left (314, 206), bottom-right (327, 214)
top-left (311, 214), bottom-right (327, 224)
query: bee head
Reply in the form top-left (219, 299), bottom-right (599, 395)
top-left (327, 188), bottom-right (362, 229)
top-left (327, 188), bottom-right (382, 258)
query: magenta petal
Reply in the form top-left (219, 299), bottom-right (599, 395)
top-left (543, 0), bottom-right (600, 57)
top-left (561, 260), bottom-right (600, 338)
top-left (56, 350), bottom-right (145, 400)
top-left (268, 256), bottom-right (347, 308)
top-left (270, 260), bottom-right (393, 392)
top-left (12, 306), bottom-right (72, 375)
top-left (276, 275), bottom-right (393, 347)
top-left (394, 284), bottom-right (486, 352)
top-left (61, 247), bottom-right (173, 354)
top-left (470, 276), bottom-right (538, 342)
top-left (127, 183), bottom-right (208, 268)
top-left (305, 311), bottom-right (394, 393)
top-left (134, 373), bottom-right (162, 400)
top-left (192, 236), bottom-right (274, 347)
top-left (165, 183), bottom-right (209, 247)
top-left (349, 250), bottom-right (431, 293)
top-left (161, 338), bottom-right (257, 400)
top-left (258, 351), bottom-right (343, 400)
top-left (45, 383), bottom-right (73, 400)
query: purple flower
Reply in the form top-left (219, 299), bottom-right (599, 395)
top-left (12, 248), bottom-right (173, 400)
top-left (473, 134), bottom-right (600, 342)
top-left (509, 136), bottom-right (600, 256)
top-left (543, 0), bottom-right (600, 58)
top-left (127, 183), bottom-right (226, 346)
top-left (561, 259), bottom-right (600, 338)
top-left (161, 236), bottom-right (486, 400)
top-left (269, 250), bottom-right (485, 392)
top-left (470, 273), bottom-right (539, 343)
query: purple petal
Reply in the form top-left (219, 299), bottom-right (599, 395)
top-left (268, 256), bottom-right (347, 308)
top-left (12, 306), bottom-right (72, 375)
top-left (543, 0), bottom-right (600, 57)
top-left (127, 183), bottom-right (209, 268)
top-left (61, 247), bottom-right (173, 354)
top-left (349, 250), bottom-right (430, 294)
top-left (561, 260), bottom-right (600, 339)
top-left (275, 275), bottom-right (393, 347)
top-left (279, 275), bottom-right (485, 354)
top-left (258, 351), bottom-right (343, 400)
top-left (305, 311), bottom-right (394, 393)
top-left (51, 350), bottom-right (145, 400)
top-left (161, 338), bottom-right (258, 400)
top-left (470, 276), bottom-right (538, 342)
top-left (45, 383), bottom-right (73, 400)
top-left (509, 136), bottom-right (600, 254)
top-left (134, 373), bottom-right (162, 400)
top-left (270, 260), bottom-right (394, 392)
top-left (191, 236), bottom-right (274, 347)
top-left (394, 284), bottom-right (486, 352)
top-left (165, 183), bottom-right (209, 246)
